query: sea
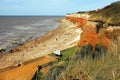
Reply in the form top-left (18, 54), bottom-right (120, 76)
top-left (0, 16), bottom-right (63, 53)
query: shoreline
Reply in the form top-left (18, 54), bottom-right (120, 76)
top-left (0, 19), bottom-right (81, 69)
top-left (0, 18), bottom-right (61, 54)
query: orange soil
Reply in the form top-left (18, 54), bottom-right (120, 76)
top-left (0, 55), bottom-right (55, 80)
top-left (66, 16), bottom-right (110, 49)
top-left (66, 16), bottom-right (87, 26)
top-left (78, 31), bottom-right (110, 48)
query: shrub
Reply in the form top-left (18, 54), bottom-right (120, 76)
top-left (42, 65), bottom-right (66, 80)
top-left (31, 70), bottom-right (43, 80)
top-left (75, 44), bottom-right (93, 60)
top-left (94, 44), bottom-right (107, 59)
top-left (76, 44), bottom-right (107, 59)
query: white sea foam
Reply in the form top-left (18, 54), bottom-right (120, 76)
top-left (14, 26), bottom-right (33, 30)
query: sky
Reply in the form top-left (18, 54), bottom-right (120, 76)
top-left (0, 0), bottom-right (118, 16)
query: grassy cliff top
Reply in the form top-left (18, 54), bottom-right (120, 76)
top-left (88, 1), bottom-right (120, 26)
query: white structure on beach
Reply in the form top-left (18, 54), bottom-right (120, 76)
top-left (54, 50), bottom-right (61, 56)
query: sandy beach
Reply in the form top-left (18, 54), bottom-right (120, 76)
top-left (0, 19), bottom-right (81, 69)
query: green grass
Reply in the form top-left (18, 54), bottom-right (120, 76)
top-left (59, 46), bottom-right (78, 61)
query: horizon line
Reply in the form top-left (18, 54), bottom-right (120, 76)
top-left (0, 15), bottom-right (65, 16)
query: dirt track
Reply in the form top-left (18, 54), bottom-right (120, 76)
top-left (0, 55), bottom-right (55, 80)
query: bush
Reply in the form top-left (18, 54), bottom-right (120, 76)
top-left (94, 44), bottom-right (107, 59)
top-left (42, 65), bottom-right (66, 80)
top-left (75, 44), bottom-right (107, 59)
top-left (31, 70), bottom-right (43, 80)
top-left (75, 44), bottom-right (93, 60)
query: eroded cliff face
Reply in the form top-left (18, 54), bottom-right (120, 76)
top-left (66, 16), bottom-right (87, 26)
top-left (65, 14), bottom-right (111, 49)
